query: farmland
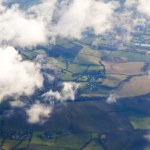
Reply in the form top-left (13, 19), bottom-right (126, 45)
top-left (117, 76), bottom-right (150, 97)
top-left (1, 0), bottom-right (150, 150)
top-left (102, 61), bottom-right (145, 75)
top-left (22, 38), bottom-right (150, 98)
top-left (129, 117), bottom-right (150, 129)
top-left (1, 96), bottom-right (150, 150)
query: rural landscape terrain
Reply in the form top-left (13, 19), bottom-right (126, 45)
top-left (0, 0), bottom-right (150, 150)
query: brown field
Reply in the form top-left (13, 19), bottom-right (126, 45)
top-left (102, 61), bottom-right (145, 75)
top-left (116, 75), bottom-right (150, 97)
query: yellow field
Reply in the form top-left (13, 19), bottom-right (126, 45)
top-left (102, 61), bottom-right (145, 75)
top-left (117, 75), bottom-right (150, 97)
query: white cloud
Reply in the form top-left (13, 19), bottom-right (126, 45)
top-left (42, 82), bottom-right (80, 102)
top-left (0, 46), bottom-right (43, 102)
top-left (26, 102), bottom-right (53, 124)
top-left (54, 0), bottom-right (119, 39)
top-left (138, 0), bottom-right (150, 16)
top-left (28, 0), bottom-right (56, 22)
top-left (1, 0), bottom-right (149, 48)
top-left (0, 0), bottom-right (122, 45)
top-left (125, 0), bottom-right (150, 16)
top-left (0, 0), bottom-right (56, 48)
top-left (125, 0), bottom-right (137, 8)
top-left (10, 99), bottom-right (26, 108)
top-left (107, 93), bottom-right (119, 104)
top-left (144, 132), bottom-right (150, 142)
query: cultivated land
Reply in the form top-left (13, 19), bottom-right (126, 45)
top-left (5, 31), bottom-right (150, 149)
top-left (2, 3), bottom-right (150, 149)
top-left (117, 76), bottom-right (150, 97)
top-left (1, 96), bottom-right (150, 150)
top-left (21, 31), bottom-right (150, 98)
top-left (102, 61), bottom-right (145, 75)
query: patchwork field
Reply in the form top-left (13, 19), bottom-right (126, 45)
top-left (21, 39), bottom-right (150, 99)
top-left (1, 96), bottom-right (150, 150)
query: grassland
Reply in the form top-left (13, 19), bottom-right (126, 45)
top-left (83, 140), bottom-right (104, 150)
top-left (0, 132), bottom-right (91, 150)
top-left (74, 45), bottom-right (101, 65)
top-left (55, 134), bottom-right (90, 149)
top-left (80, 89), bottom-right (110, 97)
top-left (23, 49), bottom-right (46, 59)
top-left (102, 74), bottom-right (127, 88)
top-left (145, 146), bottom-right (150, 150)
top-left (110, 51), bottom-right (150, 62)
top-left (67, 62), bottom-right (88, 73)
top-left (31, 132), bottom-right (54, 146)
top-left (74, 44), bottom-right (109, 65)
top-left (60, 71), bottom-right (74, 81)
top-left (1, 139), bottom-right (30, 150)
top-left (1, 97), bottom-right (149, 150)
top-left (129, 117), bottom-right (150, 129)
top-left (47, 57), bottom-right (67, 69)
top-left (74, 53), bottom-right (100, 65)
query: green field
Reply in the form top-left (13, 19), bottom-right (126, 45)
top-left (23, 49), bottom-right (46, 59)
top-left (55, 134), bottom-right (90, 149)
top-left (83, 140), bottom-right (104, 150)
top-left (145, 146), bottom-right (150, 150)
top-left (102, 74), bottom-right (127, 88)
top-left (1, 139), bottom-right (29, 150)
top-left (80, 89), bottom-right (110, 97)
top-left (31, 132), bottom-right (54, 146)
top-left (110, 51), bottom-right (150, 62)
top-left (129, 117), bottom-right (150, 129)
top-left (67, 62), bottom-right (88, 73)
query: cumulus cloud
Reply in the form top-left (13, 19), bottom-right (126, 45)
top-left (42, 82), bottom-right (80, 102)
top-left (54, 0), bottom-right (119, 39)
top-left (1, 0), bottom-right (149, 48)
top-left (0, 0), bottom-right (126, 45)
top-left (26, 102), bottom-right (53, 124)
top-left (138, 0), bottom-right (150, 16)
top-left (0, 46), bottom-right (43, 102)
top-left (125, 0), bottom-right (150, 16)
top-left (125, 0), bottom-right (137, 8)
top-left (0, 0), bottom-right (56, 48)
top-left (28, 0), bottom-right (56, 22)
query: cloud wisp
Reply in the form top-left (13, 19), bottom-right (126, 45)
top-left (42, 82), bottom-right (80, 103)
